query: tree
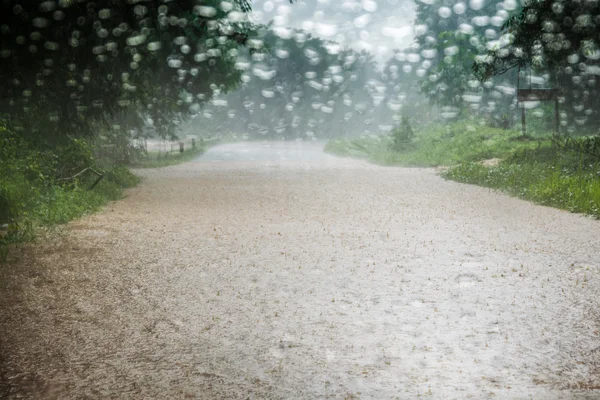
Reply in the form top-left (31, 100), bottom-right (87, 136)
top-left (389, 115), bottom-right (414, 152)
top-left (0, 0), bottom-right (257, 145)
top-left (411, 0), bottom-right (520, 124)
top-left (381, 49), bottom-right (428, 124)
top-left (474, 0), bottom-right (600, 131)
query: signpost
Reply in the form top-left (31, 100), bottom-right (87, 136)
top-left (516, 88), bottom-right (561, 136)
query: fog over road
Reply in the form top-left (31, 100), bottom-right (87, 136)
top-left (1, 141), bottom-right (599, 399)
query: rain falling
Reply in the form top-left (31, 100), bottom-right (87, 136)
top-left (1, 1), bottom-right (600, 398)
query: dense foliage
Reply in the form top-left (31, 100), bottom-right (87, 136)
top-left (0, 0), bottom-right (256, 143)
top-left (0, 0), bottom-right (260, 255)
top-left (0, 124), bottom-right (140, 259)
top-left (476, 0), bottom-right (600, 131)
top-left (409, 0), bottom-right (519, 125)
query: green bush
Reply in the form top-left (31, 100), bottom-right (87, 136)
top-left (105, 165), bottom-right (140, 188)
top-left (0, 174), bottom-right (39, 224)
top-left (389, 116), bottom-right (415, 152)
top-left (54, 138), bottom-right (97, 179)
top-left (0, 126), bottom-right (141, 260)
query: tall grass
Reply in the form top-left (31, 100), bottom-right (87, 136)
top-left (0, 166), bottom-right (140, 261)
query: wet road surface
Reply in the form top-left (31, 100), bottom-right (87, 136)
top-left (1, 141), bottom-right (599, 399)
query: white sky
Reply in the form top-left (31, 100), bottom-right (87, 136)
top-left (250, 0), bottom-right (416, 61)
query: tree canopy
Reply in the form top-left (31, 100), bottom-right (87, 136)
top-left (0, 0), bottom-right (258, 143)
top-left (476, 0), bottom-right (600, 130)
top-left (405, 0), bottom-right (520, 125)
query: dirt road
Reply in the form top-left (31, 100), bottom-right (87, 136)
top-left (1, 141), bottom-right (599, 399)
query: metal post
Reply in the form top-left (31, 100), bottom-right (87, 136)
top-left (521, 104), bottom-right (526, 137)
top-left (554, 98), bottom-right (560, 136)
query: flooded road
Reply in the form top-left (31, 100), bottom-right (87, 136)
top-left (1, 141), bottom-right (599, 399)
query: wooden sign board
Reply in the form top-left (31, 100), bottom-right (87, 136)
top-left (517, 88), bottom-right (561, 136)
top-left (517, 88), bottom-right (560, 102)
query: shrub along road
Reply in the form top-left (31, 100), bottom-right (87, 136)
top-left (1, 142), bottom-right (599, 399)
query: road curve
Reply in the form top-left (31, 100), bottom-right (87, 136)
top-left (1, 141), bottom-right (599, 399)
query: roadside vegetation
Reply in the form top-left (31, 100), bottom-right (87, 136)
top-left (0, 1), bottom-right (254, 261)
top-left (0, 131), bottom-right (227, 260)
top-left (0, 127), bottom-right (140, 261)
top-left (445, 142), bottom-right (600, 218)
top-left (0, 128), bottom-right (228, 260)
top-left (325, 120), bottom-right (600, 218)
top-left (325, 120), bottom-right (543, 167)
top-left (325, 0), bottom-right (600, 220)
top-left (130, 137), bottom-right (221, 168)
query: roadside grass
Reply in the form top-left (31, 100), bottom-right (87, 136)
top-left (131, 145), bottom-right (207, 168)
top-left (1, 128), bottom-right (226, 261)
top-left (0, 132), bottom-right (226, 261)
top-left (444, 146), bottom-right (600, 218)
top-left (325, 121), bottom-right (543, 167)
top-left (0, 165), bottom-right (140, 262)
top-left (0, 126), bottom-right (142, 262)
top-left (325, 121), bottom-right (600, 218)
top-left (130, 137), bottom-right (221, 168)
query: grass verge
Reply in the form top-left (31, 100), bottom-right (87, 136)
top-left (0, 130), bottom-right (222, 261)
top-left (444, 146), bottom-right (600, 218)
top-left (325, 121), bottom-right (543, 167)
top-left (131, 137), bottom-right (220, 168)
top-left (0, 166), bottom-right (140, 262)
top-left (325, 121), bottom-right (600, 218)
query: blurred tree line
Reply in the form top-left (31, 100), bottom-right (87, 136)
top-left (188, 26), bottom-right (392, 140)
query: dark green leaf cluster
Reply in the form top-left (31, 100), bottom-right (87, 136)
top-left (0, 0), bottom-right (255, 143)
top-left (389, 115), bottom-right (414, 152)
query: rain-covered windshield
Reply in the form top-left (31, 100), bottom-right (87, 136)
top-left (1, 1), bottom-right (599, 398)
